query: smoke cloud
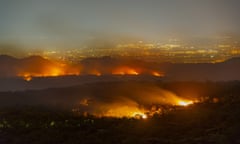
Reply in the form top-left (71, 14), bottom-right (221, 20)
top-left (0, 81), bottom-right (194, 118)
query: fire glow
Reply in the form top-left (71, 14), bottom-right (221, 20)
top-left (152, 71), bottom-right (164, 77)
top-left (74, 95), bottom-right (196, 119)
top-left (177, 100), bottom-right (194, 106)
top-left (103, 106), bottom-right (148, 119)
top-left (112, 67), bottom-right (139, 75)
top-left (103, 98), bottom-right (195, 118)
top-left (18, 65), bottom-right (164, 81)
top-left (18, 65), bottom-right (80, 81)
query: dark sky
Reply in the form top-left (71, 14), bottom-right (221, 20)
top-left (0, 0), bottom-right (240, 49)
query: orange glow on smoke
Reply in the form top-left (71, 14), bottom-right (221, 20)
top-left (178, 100), bottom-right (193, 106)
top-left (17, 60), bottom-right (165, 81)
top-left (112, 67), bottom-right (164, 77)
top-left (102, 106), bottom-right (147, 119)
top-left (89, 70), bottom-right (101, 76)
top-left (132, 112), bottom-right (148, 119)
top-left (22, 74), bottom-right (32, 81)
top-left (19, 64), bottom-right (81, 81)
top-left (73, 95), bottom-right (198, 118)
top-left (176, 100), bottom-right (194, 106)
top-left (152, 71), bottom-right (164, 77)
top-left (47, 67), bottom-right (64, 76)
top-left (112, 67), bottom-right (139, 75)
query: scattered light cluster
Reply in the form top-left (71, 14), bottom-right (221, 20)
top-left (38, 37), bottom-right (240, 64)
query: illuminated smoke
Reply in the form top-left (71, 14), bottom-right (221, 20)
top-left (71, 83), bottom-right (196, 118)
top-left (14, 56), bottom-right (164, 81)
top-left (112, 66), bottom-right (139, 75)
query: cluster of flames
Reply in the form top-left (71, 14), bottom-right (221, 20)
top-left (18, 64), bottom-right (164, 81)
top-left (125, 99), bottom-right (195, 119)
top-left (73, 98), bottom-right (197, 119)
top-left (15, 59), bottom-right (197, 119)
top-left (18, 67), bottom-right (80, 81)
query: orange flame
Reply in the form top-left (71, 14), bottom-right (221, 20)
top-left (175, 99), bottom-right (195, 106)
top-left (18, 61), bottom-right (165, 81)
top-left (112, 67), bottom-right (139, 75)
top-left (152, 71), bottom-right (164, 77)
top-left (19, 64), bottom-right (81, 81)
top-left (89, 70), bottom-right (101, 76)
top-left (21, 74), bottom-right (32, 81)
top-left (95, 106), bottom-right (147, 119)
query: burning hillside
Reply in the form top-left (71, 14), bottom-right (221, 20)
top-left (0, 80), bottom-right (198, 119)
top-left (0, 55), bottom-right (164, 81)
top-left (2, 55), bottom-right (240, 81)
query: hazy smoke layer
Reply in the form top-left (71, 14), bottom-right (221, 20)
top-left (0, 82), bottom-right (194, 117)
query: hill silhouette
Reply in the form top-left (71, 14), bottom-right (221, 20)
top-left (0, 55), bottom-right (240, 81)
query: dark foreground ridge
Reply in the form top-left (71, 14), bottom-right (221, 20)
top-left (0, 81), bottom-right (240, 144)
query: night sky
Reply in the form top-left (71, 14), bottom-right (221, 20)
top-left (0, 0), bottom-right (240, 49)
